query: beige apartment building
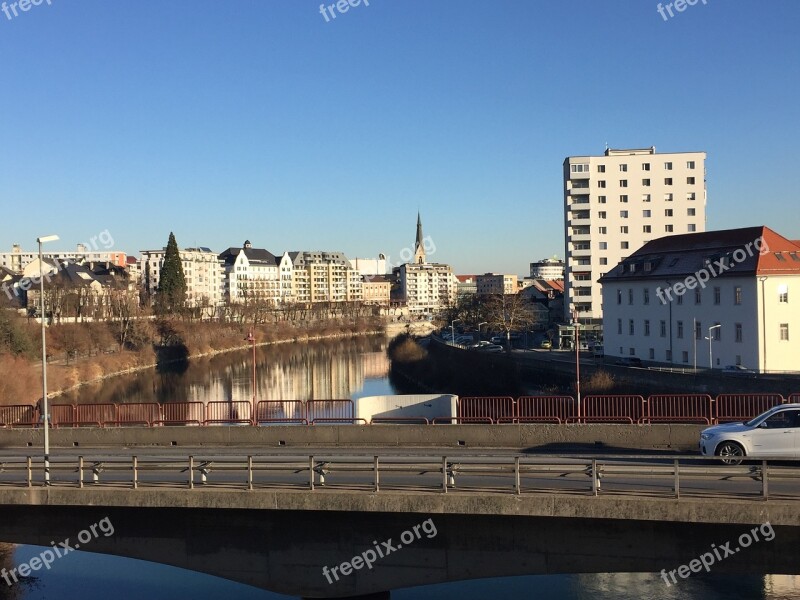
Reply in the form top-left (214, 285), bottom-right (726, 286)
top-left (563, 146), bottom-right (707, 323)
top-left (476, 273), bottom-right (518, 296)
top-left (141, 246), bottom-right (224, 308)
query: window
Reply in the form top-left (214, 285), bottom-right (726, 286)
top-left (629, 347), bottom-right (636, 356)
top-left (598, 195), bottom-right (607, 204)
top-left (598, 180), bottom-right (606, 188)
top-left (780, 324), bottom-right (789, 341)
top-left (677, 293), bottom-right (683, 305)
top-left (677, 321), bottom-right (684, 338)
top-left (665, 178), bottom-right (673, 185)
top-left (597, 165), bottom-right (606, 173)
top-left (714, 287), bottom-right (721, 305)
top-left (617, 289), bottom-right (622, 304)
top-left (629, 319), bottom-right (634, 335)
top-left (571, 163), bottom-right (589, 173)
top-left (598, 226), bottom-right (607, 234)
top-left (620, 164), bottom-right (628, 172)
top-left (666, 349), bottom-right (672, 362)
top-left (620, 210), bottom-right (628, 218)
top-left (598, 211), bottom-right (607, 219)
top-left (643, 210), bottom-right (651, 218)
top-left (660, 320), bottom-right (667, 337)
top-left (682, 351), bottom-right (689, 364)
top-left (621, 241), bottom-right (629, 249)
top-left (649, 348), bottom-right (655, 359)
top-left (687, 160), bottom-right (695, 169)
top-left (642, 194), bottom-right (651, 202)
top-left (665, 209), bottom-right (673, 217)
top-left (644, 289), bottom-right (650, 304)
top-left (599, 241), bottom-right (608, 250)
top-left (735, 286), bottom-right (742, 305)
top-left (714, 323), bottom-right (721, 341)
top-left (642, 178), bottom-right (651, 186)
top-left (776, 253), bottom-right (786, 262)
top-left (628, 289), bottom-right (634, 305)
top-left (620, 226), bottom-right (628, 234)
top-left (665, 225), bottom-right (674, 233)
top-left (617, 319), bottom-right (623, 334)
top-left (687, 177), bottom-right (696, 185)
top-left (642, 163), bottom-right (651, 171)
top-left (644, 262), bottom-right (653, 272)
top-left (735, 323), bottom-right (743, 343)
top-left (644, 320), bottom-right (650, 336)
top-left (695, 321), bottom-right (702, 340)
top-left (664, 193), bottom-right (674, 201)
top-left (643, 225), bottom-right (652, 233)
top-left (620, 180), bottom-right (628, 188)
top-left (620, 194), bottom-right (628, 202)
top-left (695, 289), bottom-right (702, 304)
top-left (779, 285), bottom-right (788, 303)
top-left (687, 208), bottom-right (696, 216)
top-left (665, 162), bottom-right (673, 170)
top-left (599, 258), bottom-right (608, 265)
top-left (735, 355), bottom-right (742, 366)
top-left (687, 192), bottom-right (696, 200)
top-left (688, 224), bottom-right (697, 232)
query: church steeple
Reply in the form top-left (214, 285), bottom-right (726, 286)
top-left (413, 212), bottom-right (426, 264)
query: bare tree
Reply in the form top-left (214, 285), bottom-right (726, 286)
top-left (483, 293), bottom-right (537, 347)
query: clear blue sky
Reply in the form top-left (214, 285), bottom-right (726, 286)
top-left (2, 0), bottom-right (798, 275)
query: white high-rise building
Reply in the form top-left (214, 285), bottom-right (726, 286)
top-left (563, 146), bottom-right (707, 323)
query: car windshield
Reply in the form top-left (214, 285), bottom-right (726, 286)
top-left (744, 406), bottom-right (783, 427)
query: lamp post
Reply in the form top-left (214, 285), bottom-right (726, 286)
top-left (572, 309), bottom-right (581, 411)
top-left (450, 319), bottom-right (460, 344)
top-left (37, 234), bottom-right (59, 485)
top-left (706, 324), bottom-right (721, 370)
top-left (477, 321), bottom-right (487, 341)
top-left (246, 330), bottom-right (256, 423)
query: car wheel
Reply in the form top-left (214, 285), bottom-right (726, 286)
top-left (716, 441), bottom-right (745, 465)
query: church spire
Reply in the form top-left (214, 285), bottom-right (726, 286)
top-left (413, 212), bottom-right (426, 264)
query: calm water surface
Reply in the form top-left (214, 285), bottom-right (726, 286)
top-left (7, 337), bottom-right (798, 599)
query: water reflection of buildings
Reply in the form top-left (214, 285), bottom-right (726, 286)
top-left (177, 341), bottom-right (390, 403)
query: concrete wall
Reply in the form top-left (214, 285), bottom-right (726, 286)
top-left (0, 423), bottom-right (703, 451)
top-left (355, 394), bottom-right (457, 422)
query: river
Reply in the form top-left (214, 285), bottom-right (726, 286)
top-left (4, 336), bottom-right (798, 599)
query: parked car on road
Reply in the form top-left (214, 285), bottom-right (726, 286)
top-left (490, 335), bottom-right (504, 344)
top-left (722, 365), bottom-right (756, 377)
top-left (700, 404), bottom-right (800, 463)
top-left (540, 339), bottom-right (552, 349)
top-left (477, 344), bottom-right (504, 353)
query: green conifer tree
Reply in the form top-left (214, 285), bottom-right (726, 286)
top-left (155, 232), bottom-right (187, 315)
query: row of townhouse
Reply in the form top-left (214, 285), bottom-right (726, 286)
top-left (140, 241), bottom-right (383, 308)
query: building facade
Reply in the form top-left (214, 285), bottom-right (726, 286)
top-left (398, 214), bottom-right (457, 313)
top-left (600, 226), bottom-right (800, 373)
top-left (218, 241), bottom-right (293, 306)
top-left (1, 244), bottom-right (127, 274)
top-left (476, 273), bottom-right (519, 296)
top-left (290, 251), bottom-right (363, 304)
top-left (530, 257), bottom-right (564, 280)
top-left (563, 147), bottom-right (707, 323)
top-left (142, 246), bottom-right (224, 308)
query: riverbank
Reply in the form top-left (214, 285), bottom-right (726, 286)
top-left (1, 319), bottom-right (386, 406)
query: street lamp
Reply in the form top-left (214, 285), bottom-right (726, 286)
top-left (245, 330), bottom-right (256, 424)
top-left (477, 321), bottom-right (487, 340)
top-left (37, 234), bottom-right (59, 485)
top-left (450, 319), bottom-right (460, 344)
top-left (706, 324), bottom-right (721, 370)
top-left (572, 308), bottom-right (581, 411)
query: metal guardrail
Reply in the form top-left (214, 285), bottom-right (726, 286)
top-left (1, 453), bottom-right (798, 501)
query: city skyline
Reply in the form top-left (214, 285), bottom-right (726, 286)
top-left (1, 2), bottom-right (798, 274)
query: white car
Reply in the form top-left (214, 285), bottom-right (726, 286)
top-left (700, 404), bottom-right (800, 463)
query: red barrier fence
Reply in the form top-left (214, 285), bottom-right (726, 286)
top-left (459, 397), bottom-right (515, 423)
top-left (157, 402), bottom-right (205, 426)
top-left (50, 404), bottom-right (77, 428)
top-left (0, 405), bottom-right (39, 427)
top-left (575, 395), bottom-right (646, 424)
top-left (205, 401), bottom-right (253, 425)
top-left (307, 400), bottom-right (354, 423)
top-left (512, 396), bottom-right (577, 424)
top-left (714, 394), bottom-right (785, 423)
top-left (789, 393), bottom-right (800, 404)
top-left (256, 400), bottom-right (307, 424)
top-left (76, 404), bottom-right (117, 427)
top-left (646, 394), bottom-right (714, 424)
top-left (116, 403), bottom-right (161, 426)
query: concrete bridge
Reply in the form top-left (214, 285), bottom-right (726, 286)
top-left (0, 449), bottom-right (799, 598)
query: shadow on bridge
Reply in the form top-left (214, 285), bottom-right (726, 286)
top-left (0, 506), bottom-right (797, 598)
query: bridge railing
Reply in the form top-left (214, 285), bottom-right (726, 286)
top-left (2, 392), bottom-right (798, 429)
top-left (3, 452), bottom-right (800, 502)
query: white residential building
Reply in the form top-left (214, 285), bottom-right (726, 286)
top-left (349, 256), bottom-right (387, 277)
top-left (530, 257), bottom-right (564, 280)
top-left (563, 146), bottom-right (707, 323)
top-left (1, 243), bottom-right (127, 274)
top-left (219, 241), bottom-right (293, 305)
top-left (141, 246), bottom-right (224, 308)
top-left (600, 226), bottom-right (800, 373)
